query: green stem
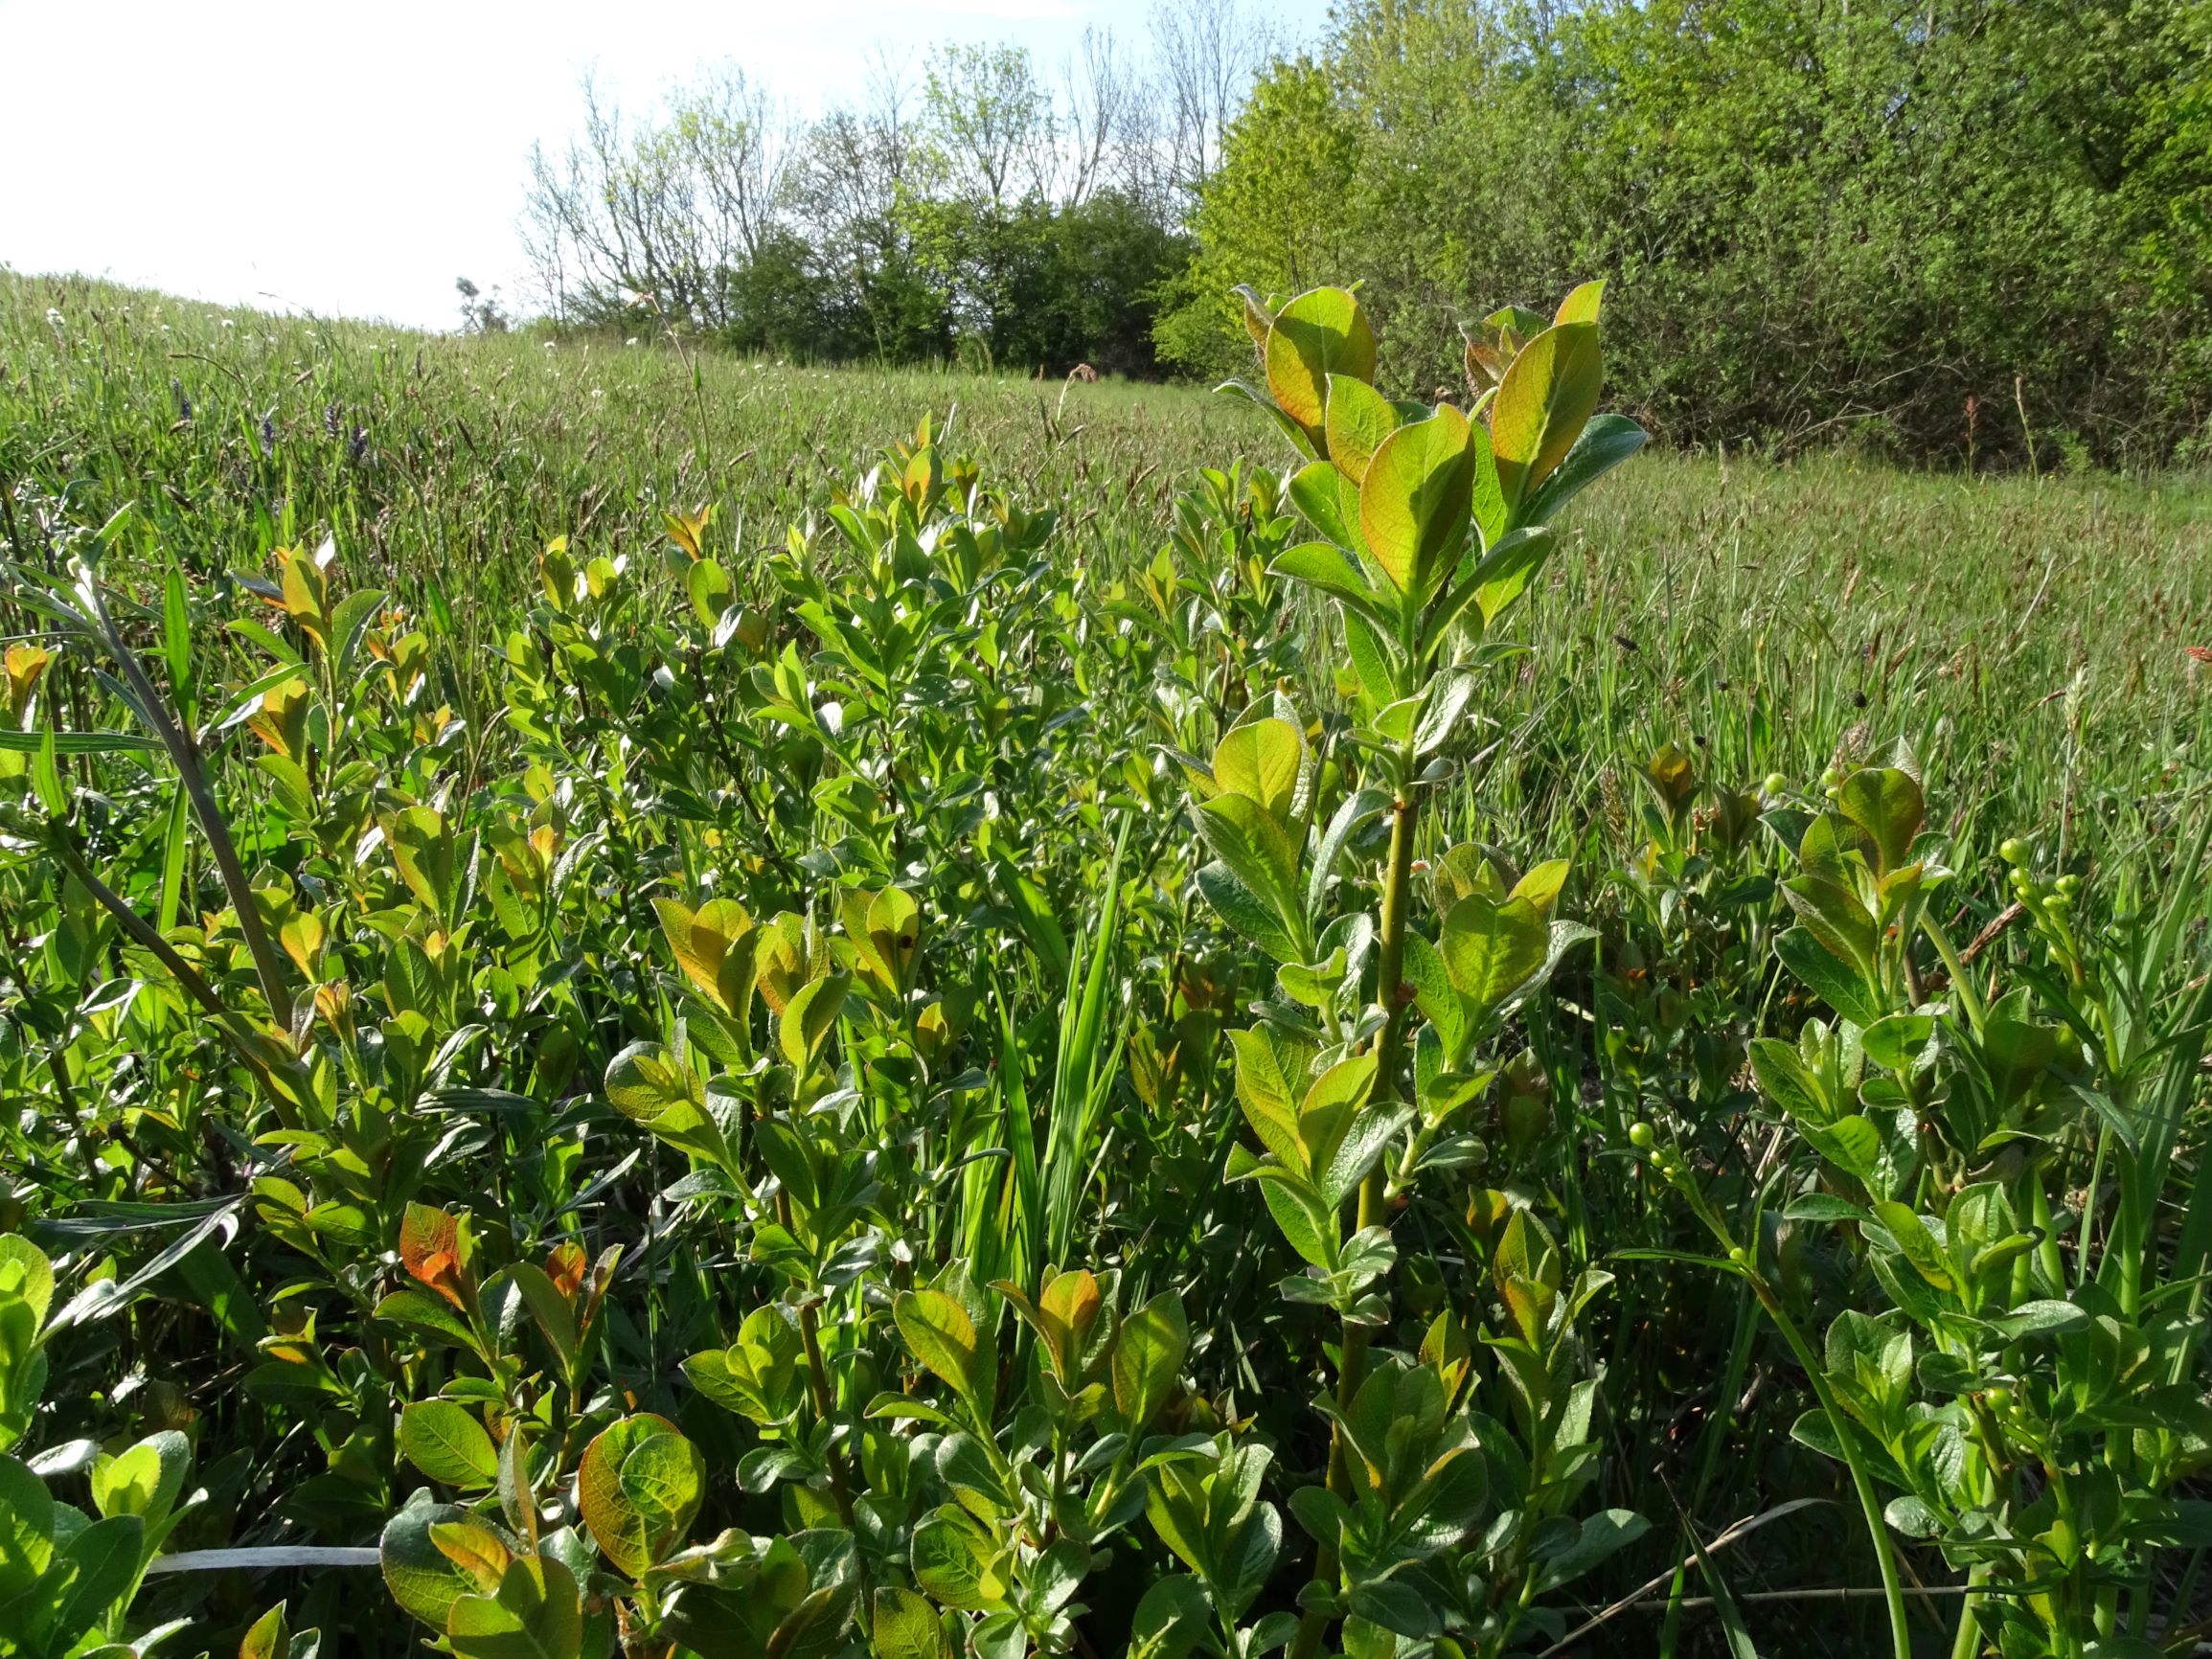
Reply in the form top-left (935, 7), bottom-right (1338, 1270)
top-left (1950, 1560), bottom-right (1992, 1659)
top-left (797, 1301), bottom-right (855, 1527)
top-left (1922, 914), bottom-right (1984, 1037)
top-left (86, 580), bottom-right (295, 1029)
top-left (1290, 761), bottom-right (1419, 1659)
top-left (1753, 1279), bottom-right (1913, 1659)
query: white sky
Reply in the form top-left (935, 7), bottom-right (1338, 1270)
top-left (0, 0), bottom-right (1333, 331)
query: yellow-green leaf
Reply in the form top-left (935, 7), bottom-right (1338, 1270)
top-left (1359, 404), bottom-right (1474, 597)
top-left (1492, 321), bottom-right (1602, 511)
top-left (1265, 287), bottom-right (1377, 441)
top-left (1323, 374), bottom-right (1399, 485)
top-left (1211, 718), bottom-right (1305, 822)
top-left (1553, 280), bottom-right (1606, 325)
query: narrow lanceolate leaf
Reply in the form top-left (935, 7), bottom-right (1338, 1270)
top-left (1492, 321), bottom-right (1602, 511)
top-left (1521, 414), bottom-right (1645, 526)
top-left (0, 727), bottom-right (161, 755)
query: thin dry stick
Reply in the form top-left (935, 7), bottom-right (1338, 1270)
top-left (1535, 1499), bottom-right (1826, 1657)
top-left (1631, 1585), bottom-right (1973, 1612)
top-left (1960, 901), bottom-right (2025, 966)
top-left (76, 563), bottom-right (295, 1028)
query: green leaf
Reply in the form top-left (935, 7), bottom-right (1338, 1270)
top-left (1438, 893), bottom-right (1550, 1018)
top-left (447, 1555), bottom-right (583, 1659)
top-left (1271, 541), bottom-right (1384, 621)
top-left (872, 1586), bottom-right (948, 1659)
top-left (1554, 280), bottom-right (1606, 325)
top-left (778, 973), bottom-right (849, 1070)
top-left (89, 1430), bottom-right (189, 1529)
top-left (1872, 1202), bottom-right (1955, 1292)
top-left (41, 1513), bottom-right (145, 1654)
top-left (1492, 320), bottom-right (1602, 512)
top-left (1195, 862), bottom-right (1301, 965)
top-left (1773, 926), bottom-right (1885, 1028)
top-left (1287, 461), bottom-right (1357, 548)
top-left (684, 1307), bottom-right (806, 1424)
top-left (1250, 1167), bottom-right (1337, 1268)
top-left (1340, 604), bottom-right (1401, 707)
top-left (399, 1400), bottom-right (500, 1490)
top-left (0, 1456), bottom-right (54, 1602)
top-left (896, 1288), bottom-right (994, 1417)
top-left (1359, 404), bottom-right (1474, 598)
top-left (1468, 524), bottom-right (1559, 627)
top-left (374, 1288), bottom-right (483, 1354)
top-left (1197, 794), bottom-right (1303, 932)
top-left (1802, 1115), bottom-right (1885, 1184)
top-left (1230, 1025), bottom-right (1312, 1170)
top-left (1211, 718), bottom-right (1305, 822)
top-left (1112, 1292), bottom-right (1190, 1431)
top-left (1836, 768), bottom-right (1925, 875)
top-left (1323, 374), bottom-right (1400, 484)
top-left (239, 1601), bottom-right (294, 1659)
top-left (1520, 413), bottom-right (1646, 527)
top-left (1129, 1574), bottom-right (1210, 1659)
top-left (1296, 1053), bottom-right (1380, 1177)
top-left (1350, 1579), bottom-right (1440, 1639)
top-left (911, 1506), bottom-right (1008, 1610)
top-left (1781, 875), bottom-right (1879, 979)
top-left (1995, 1300), bottom-right (2087, 1339)
top-left (382, 805), bottom-right (459, 921)
top-left (1309, 787), bottom-right (1392, 918)
top-left (1403, 931), bottom-right (1468, 1057)
top-left (1748, 1037), bottom-right (1833, 1127)
top-left (578, 1415), bottom-right (699, 1578)
top-left (1265, 287), bottom-right (1377, 443)
top-left (493, 1264), bottom-right (579, 1371)
top-left (0, 1237), bottom-right (56, 1335)
top-left (382, 1498), bottom-right (484, 1627)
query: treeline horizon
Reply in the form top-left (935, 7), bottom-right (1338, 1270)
top-left (504, 0), bottom-right (2212, 468)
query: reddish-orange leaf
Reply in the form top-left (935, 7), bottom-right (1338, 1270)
top-left (546, 1240), bottom-right (587, 1302)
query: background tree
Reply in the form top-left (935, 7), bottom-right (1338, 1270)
top-left (1161, 0), bottom-right (2212, 466)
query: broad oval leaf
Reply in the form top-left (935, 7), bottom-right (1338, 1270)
top-left (1359, 404), bottom-right (1474, 598)
top-left (1323, 374), bottom-right (1400, 485)
top-left (399, 1400), bottom-right (500, 1490)
top-left (1264, 287), bottom-right (1377, 442)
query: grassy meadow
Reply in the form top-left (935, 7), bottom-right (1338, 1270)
top-left (6, 266), bottom-right (2212, 1659)
top-left (9, 269), bottom-right (2208, 856)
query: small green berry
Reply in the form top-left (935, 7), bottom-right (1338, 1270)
top-left (1628, 1123), bottom-right (1656, 1149)
top-left (2054, 873), bottom-right (2080, 898)
top-left (1726, 1245), bottom-right (1749, 1266)
top-left (1998, 836), bottom-right (2028, 866)
top-left (1761, 773), bottom-right (1787, 798)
